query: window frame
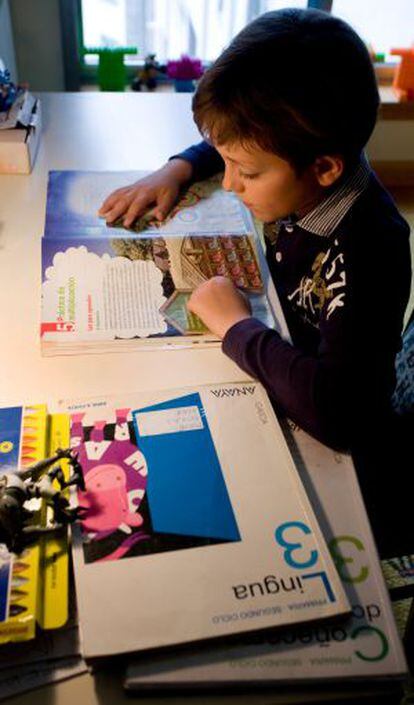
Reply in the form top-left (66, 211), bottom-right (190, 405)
top-left (61, 0), bottom-right (333, 90)
top-left (61, 0), bottom-right (411, 119)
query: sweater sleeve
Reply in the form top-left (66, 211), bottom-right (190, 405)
top-left (222, 318), bottom-right (348, 448)
top-left (223, 215), bottom-right (411, 450)
top-left (170, 141), bottom-right (224, 181)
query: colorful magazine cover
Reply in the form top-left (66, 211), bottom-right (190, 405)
top-left (125, 423), bottom-right (407, 691)
top-left (55, 382), bottom-right (349, 661)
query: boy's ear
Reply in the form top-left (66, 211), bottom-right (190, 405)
top-left (313, 155), bottom-right (344, 187)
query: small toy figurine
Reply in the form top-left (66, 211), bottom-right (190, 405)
top-left (132, 54), bottom-right (163, 92)
top-left (0, 67), bottom-right (17, 112)
top-left (0, 448), bottom-right (86, 554)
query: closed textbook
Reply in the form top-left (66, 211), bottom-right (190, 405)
top-left (125, 423), bottom-right (407, 693)
top-left (55, 382), bottom-right (348, 661)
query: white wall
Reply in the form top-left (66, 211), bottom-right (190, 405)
top-left (0, 0), bottom-right (17, 80)
top-left (368, 121), bottom-right (414, 161)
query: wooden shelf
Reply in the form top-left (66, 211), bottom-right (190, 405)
top-left (379, 86), bottom-right (414, 120)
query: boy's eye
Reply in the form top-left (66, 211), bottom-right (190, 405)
top-left (239, 171), bottom-right (259, 180)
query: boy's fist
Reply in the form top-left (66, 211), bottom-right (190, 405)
top-left (187, 276), bottom-right (252, 339)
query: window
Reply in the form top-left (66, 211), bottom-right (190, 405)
top-left (332, 0), bottom-right (414, 62)
top-left (80, 0), bottom-right (307, 65)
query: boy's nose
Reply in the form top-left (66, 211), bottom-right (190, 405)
top-left (222, 166), bottom-right (232, 191)
top-left (222, 165), bottom-right (243, 194)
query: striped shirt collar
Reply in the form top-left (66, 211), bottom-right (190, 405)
top-left (276, 155), bottom-right (371, 238)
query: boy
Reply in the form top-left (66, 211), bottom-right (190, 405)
top-left (100, 9), bottom-right (412, 555)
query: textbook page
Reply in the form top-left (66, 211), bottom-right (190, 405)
top-left (44, 171), bottom-right (254, 239)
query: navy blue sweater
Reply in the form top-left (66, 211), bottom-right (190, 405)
top-left (174, 142), bottom-right (411, 450)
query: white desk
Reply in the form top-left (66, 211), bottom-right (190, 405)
top-left (0, 93), bottom-right (288, 705)
top-left (0, 92), bottom-right (247, 407)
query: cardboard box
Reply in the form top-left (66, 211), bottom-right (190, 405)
top-left (0, 99), bottom-right (41, 174)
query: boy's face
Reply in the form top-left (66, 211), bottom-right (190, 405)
top-left (215, 141), bottom-right (324, 223)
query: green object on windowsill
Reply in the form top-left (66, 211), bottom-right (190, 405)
top-left (84, 47), bottom-right (138, 91)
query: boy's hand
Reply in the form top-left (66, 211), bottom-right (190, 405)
top-left (188, 277), bottom-right (252, 339)
top-left (98, 159), bottom-right (193, 228)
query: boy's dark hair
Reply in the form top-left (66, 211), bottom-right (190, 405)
top-left (192, 8), bottom-right (379, 172)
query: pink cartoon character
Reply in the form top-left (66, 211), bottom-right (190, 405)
top-left (79, 463), bottom-right (144, 536)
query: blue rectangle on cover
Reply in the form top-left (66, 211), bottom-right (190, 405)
top-left (132, 393), bottom-right (240, 542)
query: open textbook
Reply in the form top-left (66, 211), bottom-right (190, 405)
top-left (41, 171), bottom-right (286, 356)
top-left (124, 423), bottom-right (407, 696)
top-left (54, 382), bottom-right (349, 661)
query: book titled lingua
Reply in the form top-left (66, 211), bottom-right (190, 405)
top-left (41, 171), bottom-right (284, 356)
top-left (125, 427), bottom-right (407, 693)
top-left (55, 382), bottom-right (348, 661)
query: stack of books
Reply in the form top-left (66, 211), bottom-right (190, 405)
top-left (2, 382), bottom-right (402, 702)
top-left (123, 418), bottom-right (408, 702)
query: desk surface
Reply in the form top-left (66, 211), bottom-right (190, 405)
top-left (0, 92), bottom-right (248, 408)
